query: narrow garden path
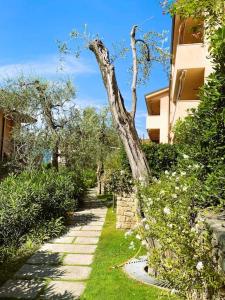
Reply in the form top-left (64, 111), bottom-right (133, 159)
top-left (0, 188), bottom-right (107, 299)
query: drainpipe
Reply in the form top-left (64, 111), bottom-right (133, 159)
top-left (170, 70), bottom-right (187, 142)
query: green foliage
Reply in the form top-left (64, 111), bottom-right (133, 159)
top-left (0, 168), bottom-right (85, 262)
top-left (118, 143), bottom-right (179, 178)
top-left (82, 168), bottom-right (97, 188)
top-left (103, 149), bottom-right (133, 195)
top-left (104, 169), bottom-right (133, 195)
top-left (137, 172), bottom-right (224, 298)
top-left (163, 0), bottom-right (225, 32)
top-left (142, 143), bottom-right (179, 178)
top-left (136, 2), bottom-right (225, 298)
top-left (174, 74), bottom-right (225, 170)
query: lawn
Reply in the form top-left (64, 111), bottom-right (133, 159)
top-left (81, 207), bottom-right (180, 300)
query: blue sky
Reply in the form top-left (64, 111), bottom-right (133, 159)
top-left (0, 0), bottom-right (171, 137)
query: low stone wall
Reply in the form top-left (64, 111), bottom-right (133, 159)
top-left (116, 193), bottom-right (137, 229)
top-left (207, 215), bottom-right (225, 274)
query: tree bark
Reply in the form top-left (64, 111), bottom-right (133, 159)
top-left (89, 39), bottom-right (151, 183)
top-left (96, 161), bottom-right (104, 195)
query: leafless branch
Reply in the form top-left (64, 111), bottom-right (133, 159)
top-left (130, 25), bottom-right (138, 120)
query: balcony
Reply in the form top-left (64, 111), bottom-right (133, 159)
top-left (174, 43), bottom-right (205, 70)
top-left (146, 115), bottom-right (161, 130)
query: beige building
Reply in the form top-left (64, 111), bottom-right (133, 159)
top-left (145, 16), bottom-right (213, 143)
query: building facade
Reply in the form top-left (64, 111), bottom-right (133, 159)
top-left (145, 16), bottom-right (213, 143)
top-left (0, 110), bottom-right (15, 161)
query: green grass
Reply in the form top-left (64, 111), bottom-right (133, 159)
top-left (81, 207), bottom-right (180, 300)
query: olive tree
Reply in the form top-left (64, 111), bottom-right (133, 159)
top-left (59, 25), bottom-right (170, 183)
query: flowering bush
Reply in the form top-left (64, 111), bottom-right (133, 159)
top-left (134, 169), bottom-right (225, 298)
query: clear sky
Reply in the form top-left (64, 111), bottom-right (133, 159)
top-left (0, 0), bottom-right (171, 137)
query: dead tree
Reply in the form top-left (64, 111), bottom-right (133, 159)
top-left (89, 26), bottom-right (151, 183)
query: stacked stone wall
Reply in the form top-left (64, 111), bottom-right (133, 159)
top-left (116, 194), bottom-right (137, 229)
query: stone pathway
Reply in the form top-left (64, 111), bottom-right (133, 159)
top-left (0, 189), bottom-right (107, 299)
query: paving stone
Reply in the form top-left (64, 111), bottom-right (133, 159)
top-left (66, 230), bottom-right (101, 237)
top-left (68, 225), bottom-right (82, 230)
top-left (26, 252), bottom-right (63, 265)
top-left (68, 244), bottom-right (97, 254)
top-left (82, 225), bottom-right (102, 231)
top-left (87, 222), bottom-right (104, 226)
top-left (41, 281), bottom-right (86, 299)
top-left (15, 264), bottom-right (91, 280)
top-left (74, 237), bottom-right (99, 245)
top-left (0, 279), bottom-right (45, 299)
top-left (63, 254), bottom-right (94, 265)
top-left (39, 243), bottom-right (97, 254)
top-left (50, 237), bottom-right (74, 244)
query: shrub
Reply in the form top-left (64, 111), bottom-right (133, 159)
top-left (82, 168), bottom-right (97, 188)
top-left (137, 171), bottom-right (224, 298)
top-left (0, 168), bottom-right (85, 261)
top-left (142, 143), bottom-right (179, 178)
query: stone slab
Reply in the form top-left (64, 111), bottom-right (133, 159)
top-left (26, 252), bottom-right (63, 265)
top-left (39, 243), bottom-right (97, 254)
top-left (42, 281), bottom-right (86, 299)
top-left (67, 225), bottom-right (82, 230)
top-left (74, 237), bottom-right (99, 245)
top-left (63, 254), bottom-right (94, 265)
top-left (0, 279), bottom-right (45, 299)
top-left (15, 264), bottom-right (91, 280)
top-left (50, 237), bottom-right (74, 244)
top-left (87, 222), bottom-right (104, 226)
top-left (66, 230), bottom-right (101, 237)
top-left (81, 225), bottom-right (102, 231)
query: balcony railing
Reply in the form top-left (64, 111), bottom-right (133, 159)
top-left (146, 115), bottom-right (161, 130)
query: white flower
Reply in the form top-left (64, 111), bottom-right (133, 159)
top-left (194, 164), bottom-right (200, 169)
top-left (181, 171), bottom-right (186, 176)
top-left (136, 234), bottom-right (141, 240)
top-left (120, 170), bottom-right (125, 175)
top-left (160, 190), bottom-right (165, 195)
top-left (165, 170), bottom-right (169, 175)
top-left (129, 241), bottom-right (135, 250)
top-left (183, 154), bottom-right (189, 159)
top-left (125, 230), bottom-right (132, 238)
top-left (141, 240), bottom-right (147, 246)
top-left (188, 165), bottom-right (192, 169)
top-left (168, 224), bottom-right (173, 228)
top-left (172, 172), bottom-right (176, 177)
top-left (147, 200), bottom-right (153, 207)
top-left (196, 261), bottom-right (204, 271)
top-left (175, 186), bottom-right (179, 191)
top-left (141, 218), bottom-right (147, 223)
top-left (172, 194), bottom-right (177, 199)
top-left (163, 207), bottom-right (171, 215)
top-left (145, 224), bottom-right (150, 230)
top-left (182, 185), bottom-right (188, 192)
top-left (171, 289), bottom-right (176, 295)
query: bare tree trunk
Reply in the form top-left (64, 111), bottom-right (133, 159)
top-left (89, 39), bottom-right (150, 183)
top-left (52, 142), bottom-right (59, 171)
top-left (96, 161), bottom-right (104, 195)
